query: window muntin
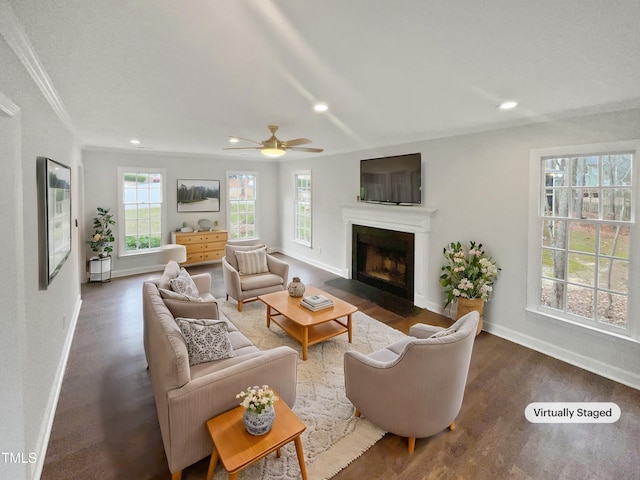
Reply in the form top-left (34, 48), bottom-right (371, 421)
top-left (294, 172), bottom-right (311, 246)
top-left (120, 170), bottom-right (163, 252)
top-left (228, 173), bottom-right (257, 240)
top-left (539, 153), bottom-right (632, 330)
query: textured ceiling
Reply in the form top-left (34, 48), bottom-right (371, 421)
top-left (7, 0), bottom-right (640, 158)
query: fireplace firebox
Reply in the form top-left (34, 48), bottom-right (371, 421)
top-left (352, 225), bottom-right (415, 301)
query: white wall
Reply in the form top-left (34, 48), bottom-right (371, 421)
top-left (81, 149), bottom-right (281, 277)
top-left (0, 37), bottom-right (82, 479)
top-left (278, 108), bottom-right (640, 389)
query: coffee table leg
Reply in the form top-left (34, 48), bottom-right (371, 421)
top-left (206, 448), bottom-right (218, 480)
top-left (266, 305), bottom-right (272, 328)
top-left (302, 327), bottom-right (309, 361)
top-left (347, 314), bottom-right (353, 343)
top-left (294, 436), bottom-right (308, 480)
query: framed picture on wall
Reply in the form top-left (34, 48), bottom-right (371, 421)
top-left (37, 156), bottom-right (72, 289)
top-left (177, 179), bottom-right (220, 212)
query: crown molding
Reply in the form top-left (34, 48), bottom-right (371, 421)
top-left (0, 91), bottom-right (20, 117)
top-left (0, 0), bottom-right (75, 133)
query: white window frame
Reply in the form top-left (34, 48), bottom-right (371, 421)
top-left (117, 167), bottom-right (167, 256)
top-left (226, 171), bottom-right (258, 241)
top-left (527, 140), bottom-right (640, 340)
top-left (293, 170), bottom-right (312, 247)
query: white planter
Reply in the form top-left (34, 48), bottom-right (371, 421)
top-left (88, 256), bottom-right (112, 282)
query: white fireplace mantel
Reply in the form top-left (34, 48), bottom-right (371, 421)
top-left (342, 203), bottom-right (436, 309)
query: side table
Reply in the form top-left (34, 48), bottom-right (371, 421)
top-left (205, 399), bottom-right (308, 480)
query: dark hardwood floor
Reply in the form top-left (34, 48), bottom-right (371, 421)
top-left (42, 255), bottom-right (640, 480)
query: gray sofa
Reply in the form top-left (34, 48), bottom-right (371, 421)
top-left (142, 263), bottom-right (298, 480)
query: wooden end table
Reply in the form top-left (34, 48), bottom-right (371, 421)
top-left (205, 399), bottom-right (308, 480)
top-left (258, 286), bottom-right (358, 360)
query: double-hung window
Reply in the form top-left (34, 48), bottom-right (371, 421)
top-left (227, 172), bottom-right (257, 240)
top-left (529, 142), bottom-right (638, 335)
top-left (294, 171), bottom-right (312, 246)
top-left (118, 167), bottom-right (165, 253)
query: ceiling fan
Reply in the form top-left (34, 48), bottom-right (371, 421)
top-left (223, 125), bottom-right (324, 157)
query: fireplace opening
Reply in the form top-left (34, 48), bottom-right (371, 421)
top-left (352, 225), bottom-right (414, 301)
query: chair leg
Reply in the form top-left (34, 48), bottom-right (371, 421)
top-left (237, 300), bottom-right (243, 312)
top-left (407, 437), bottom-right (416, 454)
top-left (449, 421), bottom-right (455, 430)
top-left (171, 470), bottom-right (182, 480)
top-left (354, 409), bottom-right (361, 417)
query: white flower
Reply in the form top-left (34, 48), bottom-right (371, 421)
top-left (93, 233), bottom-right (102, 241)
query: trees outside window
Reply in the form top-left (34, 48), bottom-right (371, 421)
top-left (228, 172), bottom-right (257, 240)
top-left (294, 172), bottom-right (311, 246)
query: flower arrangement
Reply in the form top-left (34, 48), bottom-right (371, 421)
top-left (87, 207), bottom-right (116, 257)
top-left (440, 241), bottom-right (500, 307)
top-left (236, 385), bottom-right (278, 414)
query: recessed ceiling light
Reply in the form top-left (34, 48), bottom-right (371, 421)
top-left (130, 139), bottom-right (141, 144)
top-left (499, 101), bottom-right (518, 110)
top-left (313, 103), bottom-right (328, 112)
top-left (229, 137), bottom-right (239, 143)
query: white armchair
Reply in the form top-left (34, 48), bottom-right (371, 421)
top-left (222, 243), bottom-right (289, 311)
top-left (344, 311), bottom-right (479, 453)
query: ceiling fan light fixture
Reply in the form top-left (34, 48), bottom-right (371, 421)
top-left (313, 102), bottom-right (328, 112)
top-left (261, 147), bottom-right (286, 157)
top-left (499, 100), bottom-right (518, 110)
top-left (229, 137), bottom-right (239, 143)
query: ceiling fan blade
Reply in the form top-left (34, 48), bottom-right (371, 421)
top-left (228, 136), bottom-right (262, 145)
top-left (289, 147), bottom-right (324, 153)
top-left (284, 138), bottom-right (312, 147)
top-left (222, 146), bottom-right (262, 150)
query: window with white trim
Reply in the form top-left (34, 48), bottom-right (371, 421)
top-left (118, 167), bottom-right (165, 253)
top-left (529, 144), bottom-right (637, 334)
top-left (227, 172), bottom-right (257, 240)
top-left (294, 171), bottom-right (311, 246)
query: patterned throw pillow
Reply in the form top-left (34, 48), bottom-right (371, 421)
top-left (158, 288), bottom-right (203, 302)
top-left (175, 318), bottom-right (236, 366)
top-left (170, 268), bottom-right (200, 298)
top-left (235, 247), bottom-right (269, 275)
top-left (429, 328), bottom-right (457, 339)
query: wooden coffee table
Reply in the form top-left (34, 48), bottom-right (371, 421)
top-left (258, 286), bottom-right (357, 360)
top-left (205, 399), bottom-right (308, 480)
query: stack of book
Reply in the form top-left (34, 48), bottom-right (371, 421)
top-left (301, 294), bottom-right (334, 311)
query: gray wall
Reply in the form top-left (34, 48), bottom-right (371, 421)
top-left (81, 149), bottom-right (281, 277)
top-left (0, 38), bottom-right (82, 480)
top-left (278, 108), bottom-right (640, 389)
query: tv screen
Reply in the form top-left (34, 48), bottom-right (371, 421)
top-left (360, 153), bottom-right (421, 205)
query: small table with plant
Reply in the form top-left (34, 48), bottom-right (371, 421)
top-left (205, 386), bottom-right (308, 480)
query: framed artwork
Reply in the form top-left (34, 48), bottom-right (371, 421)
top-left (177, 179), bottom-right (220, 212)
top-left (37, 157), bottom-right (72, 289)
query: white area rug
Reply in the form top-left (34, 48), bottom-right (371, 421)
top-left (215, 300), bottom-right (406, 480)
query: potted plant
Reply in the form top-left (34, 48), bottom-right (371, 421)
top-left (236, 385), bottom-right (279, 435)
top-left (440, 241), bottom-right (500, 335)
top-left (87, 207), bottom-right (116, 258)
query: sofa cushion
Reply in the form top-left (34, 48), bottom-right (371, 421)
top-left (235, 247), bottom-right (269, 275)
top-left (159, 288), bottom-right (203, 302)
top-left (429, 328), bottom-right (457, 339)
top-left (176, 318), bottom-right (236, 366)
top-left (170, 268), bottom-right (200, 298)
top-left (240, 272), bottom-right (285, 291)
top-left (157, 261), bottom-right (182, 290)
top-left (224, 243), bottom-right (266, 271)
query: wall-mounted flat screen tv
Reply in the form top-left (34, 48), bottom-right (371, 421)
top-left (360, 153), bottom-right (421, 205)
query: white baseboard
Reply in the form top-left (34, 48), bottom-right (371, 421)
top-left (278, 248), bottom-right (349, 278)
top-left (33, 294), bottom-right (82, 480)
top-left (484, 321), bottom-right (640, 391)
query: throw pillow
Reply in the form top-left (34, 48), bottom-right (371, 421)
top-left (175, 318), bottom-right (236, 366)
top-left (170, 268), bottom-right (200, 298)
top-left (235, 247), bottom-right (269, 275)
top-left (429, 328), bottom-right (457, 339)
top-left (158, 288), bottom-right (203, 302)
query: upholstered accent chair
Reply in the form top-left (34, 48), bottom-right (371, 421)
top-left (344, 311), bottom-right (479, 453)
top-left (222, 243), bottom-right (289, 311)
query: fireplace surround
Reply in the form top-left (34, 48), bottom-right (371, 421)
top-left (342, 203), bottom-right (435, 309)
